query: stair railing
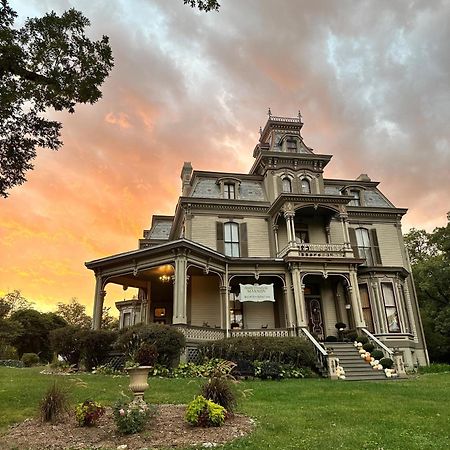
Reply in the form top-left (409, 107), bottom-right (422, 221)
top-left (361, 328), bottom-right (393, 357)
top-left (300, 327), bottom-right (337, 378)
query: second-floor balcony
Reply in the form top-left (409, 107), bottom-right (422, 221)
top-left (278, 240), bottom-right (350, 258)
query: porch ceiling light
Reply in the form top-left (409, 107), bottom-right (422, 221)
top-left (159, 275), bottom-right (171, 283)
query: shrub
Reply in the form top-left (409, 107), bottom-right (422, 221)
top-left (380, 357), bottom-right (394, 369)
top-left (335, 322), bottom-right (347, 330)
top-left (418, 363), bottom-right (450, 374)
top-left (78, 329), bottom-right (118, 371)
top-left (39, 382), bottom-right (69, 423)
top-left (49, 326), bottom-right (83, 366)
top-left (0, 359), bottom-right (24, 368)
top-left (371, 349), bottom-right (384, 360)
top-left (21, 352), bottom-right (40, 367)
top-left (172, 359), bottom-right (233, 378)
top-left (356, 335), bottom-right (369, 344)
top-left (343, 330), bottom-right (358, 342)
top-left (363, 343), bottom-right (375, 353)
top-left (201, 377), bottom-right (237, 412)
top-left (199, 337), bottom-right (316, 369)
top-left (0, 343), bottom-right (18, 359)
top-left (116, 324), bottom-right (185, 368)
top-left (185, 395), bottom-right (226, 427)
top-left (75, 400), bottom-right (105, 426)
top-left (325, 335), bottom-right (338, 342)
top-left (113, 399), bottom-right (152, 434)
top-left (253, 360), bottom-right (284, 380)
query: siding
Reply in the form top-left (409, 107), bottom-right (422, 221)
top-left (191, 216), bottom-right (217, 250)
top-left (329, 219), bottom-right (344, 244)
top-left (243, 302), bottom-right (275, 329)
top-left (372, 223), bottom-right (403, 266)
top-left (247, 218), bottom-right (270, 257)
top-left (190, 276), bottom-right (221, 327)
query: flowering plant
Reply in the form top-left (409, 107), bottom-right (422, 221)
top-left (113, 399), bottom-right (152, 434)
top-left (75, 400), bottom-right (105, 426)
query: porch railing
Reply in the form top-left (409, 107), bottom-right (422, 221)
top-left (173, 325), bottom-right (226, 342)
top-left (300, 327), bottom-right (332, 377)
top-left (278, 241), bottom-right (347, 258)
top-left (361, 328), bottom-right (393, 357)
top-left (230, 328), bottom-right (292, 338)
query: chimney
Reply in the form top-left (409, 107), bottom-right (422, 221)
top-left (180, 162), bottom-right (193, 196)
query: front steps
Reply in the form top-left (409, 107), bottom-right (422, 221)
top-left (328, 342), bottom-right (388, 381)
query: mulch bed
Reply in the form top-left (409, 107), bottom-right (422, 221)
top-left (0, 404), bottom-right (254, 450)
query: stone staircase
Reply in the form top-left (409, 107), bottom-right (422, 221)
top-left (328, 342), bottom-right (387, 381)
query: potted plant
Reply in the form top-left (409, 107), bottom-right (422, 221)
top-left (335, 322), bottom-right (347, 341)
top-left (124, 333), bottom-right (158, 401)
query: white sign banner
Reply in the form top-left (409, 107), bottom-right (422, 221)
top-left (239, 283), bottom-right (275, 303)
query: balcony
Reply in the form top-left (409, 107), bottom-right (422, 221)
top-left (278, 240), bottom-right (350, 258)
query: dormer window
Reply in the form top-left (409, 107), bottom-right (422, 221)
top-left (282, 177), bottom-right (292, 193)
top-left (301, 178), bottom-right (311, 194)
top-left (224, 183), bottom-right (236, 199)
top-left (286, 138), bottom-right (297, 152)
top-left (349, 189), bottom-right (361, 206)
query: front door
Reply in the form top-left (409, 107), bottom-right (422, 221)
top-left (306, 297), bottom-right (324, 340)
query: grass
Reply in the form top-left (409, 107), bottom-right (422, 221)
top-left (1, 367), bottom-right (450, 449)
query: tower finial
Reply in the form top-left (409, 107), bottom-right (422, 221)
top-left (268, 107), bottom-right (272, 118)
top-left (259, 126), bottom-right (263, 136)
top-left (298, 109), bottom-right (303, 123)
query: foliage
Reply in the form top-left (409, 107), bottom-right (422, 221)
top-left (116, 324), bottom-right (185, 368)
top-left (170, 359), bottom-right (235, 378)
top-left (21, 352), bottom-right (40, 367)
top-left (49, 325), bottom-right (83, 366)
top-left (343, 330), bottom-right (358, 342)
top-left (75, 399), bottom-right (105, 426)
top-left (404, 223), bottom-right (450, 362)
top-left (55, 298), bottom-right (92, 329)
top-left (0, 1), bottom-right (113, 196)
top-left (39, 382), bottom-right (69, 423)
top-left (185, 395), bottom-right (226, 427)
top-left (92, 364), bottom-right (123, 376)
top-left (418, 363), bottom-right (450, 374)
top-left (379, 358), bottom-right (394, 369)
top-left (335, 322), bottom-right (347, 330)
top-left (0, 290), bottom-right (34, 318)
top-left (0, 359), bottom-right (24, 367)
top-left (363, 342), bottom-right (375, 353)
top-left (0, 317), bottom-right (23, 346)
top-left (113, 399), bottom-right (152, 434)
top-left (10, 309), bottom-right (66, 362)
top-left (325, 335), bottom-right (338, 342)
top-left (182, 0), bottom-right (220, 12)
top-left (199, 336), bottom-right (316, 369)
top-left (136, 342), bottom-right (158, 367)
top-left (0, 343), bottom-right (18, 359)
top-left (355, 335), bottom-right (369, 344)
top-left (253, 360), bottom-right (284, 380)
top-left (77, 329), bottom-right (117, 371)
top-left (200, 377), bottom-right (237, 412)
top-left (371, 349), bottom-right (384, 360)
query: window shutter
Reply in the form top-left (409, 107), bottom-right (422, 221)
top-left (216, 222), bottom-right (224, 253)
top-left (239, 223), bottom-right (248, 257)
top-left (370, 229), bottom-right (382, 265)
top-left (348, 227), bottom-right (358, 257)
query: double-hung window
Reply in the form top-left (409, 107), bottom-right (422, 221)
top-left (381, 282), bottom-right (401, 333)
top-left (282, 178), bottom-right (292, 193)
top-left (224, 222), bottom-right (240, 257)
top-left (301, 178), bottom-right (311, 194)
top-left (355, 228), bottom-right (374, 266)
top-left (224, 183), bottom-right (235, 199)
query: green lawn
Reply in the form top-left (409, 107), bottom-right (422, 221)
top-left (1, 367), bottom-right (450, 449)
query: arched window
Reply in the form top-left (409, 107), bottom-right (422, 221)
top-left (286, 138), bottom-right (297, 152)
top-left (282, 177), bottom-right (292, 193)
top-left (349, 189), bottom-right (361, 206)
top-left (355, 228), bottom-right (373, 266)
top-left (224, 222), bottom-right (240, 257)
top-left (301, 178), bottom-right (311, 194)
top-left (224, 183), bottom-right (235, 199)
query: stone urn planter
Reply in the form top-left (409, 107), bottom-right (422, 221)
top-left (126, 366), bottom-right (151, 401)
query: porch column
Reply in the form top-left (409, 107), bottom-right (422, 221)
top-left (273, 224), bottom-right (279, 255)
top-left (172, 255), bottom-right (188, 324)
top-left (284, 211), bottom-right (295, 244)
top-left (340, 213), bottom-right (353, 254)
top-left (283, 273), bottom-right (295, 329)
top-left (348, 270), bottom-right (366, 328)
top-left (291, 265), bottom-right (307, 327)
top-left (92, 274), bottom-right (106, 330)
top-left (219, 285), bottom-right (230, 335)
top-left (145, 282), bottom-right (152, 325)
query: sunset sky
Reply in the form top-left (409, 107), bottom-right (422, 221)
top-left (1, 0), bottom-right (449, 315)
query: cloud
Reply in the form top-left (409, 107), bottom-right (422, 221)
top-left (1, 0), bottom-right (449, 311)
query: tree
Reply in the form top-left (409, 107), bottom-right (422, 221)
top-left (405, 222), bottom-right (450, 362)
top-left (55, 297), bottom-right (92, 328)
top-left (182, 0), bottom-right (220, 12)
top-left (0, 289), bottom-right (34, 318)
top-left (10, 308), bottom-right (67, 361)
top-left (0, 1), bottom-right (113, 197)
top-left (101, 306), bottom-right (119, 330)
